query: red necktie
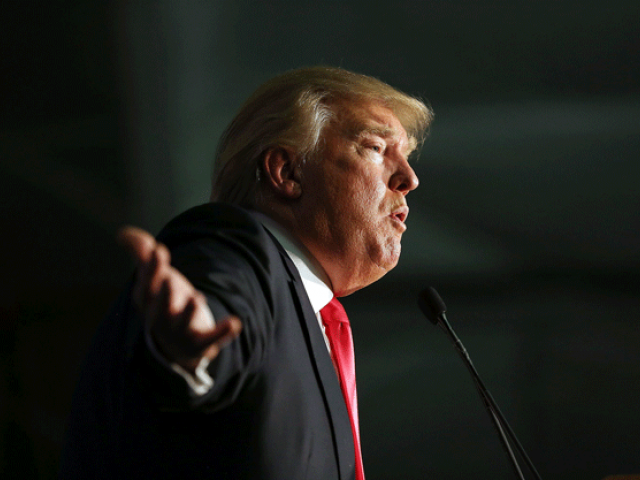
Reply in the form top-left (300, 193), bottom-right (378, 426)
top-left (321, 297), bottom-right (365, 480)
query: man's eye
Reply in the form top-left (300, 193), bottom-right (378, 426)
top-left (370, 145), bottom-right (382, 153)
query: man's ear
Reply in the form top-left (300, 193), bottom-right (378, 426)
top-left (261, 146), bottom-right (302, 199)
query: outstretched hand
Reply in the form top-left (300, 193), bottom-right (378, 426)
top-left (117, 226), bottom-right (242, 373)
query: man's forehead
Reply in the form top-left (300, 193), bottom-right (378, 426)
top-left (337, 100), bottom-right (411, 138)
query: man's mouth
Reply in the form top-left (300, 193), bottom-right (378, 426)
top-left (390, 206), bottom-right (409, 230)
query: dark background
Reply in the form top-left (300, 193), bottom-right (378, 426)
top-left (2, 1), bottom-right (639, 478)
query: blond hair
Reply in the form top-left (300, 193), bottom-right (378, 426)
top-left (211, 66), bottom-right (433, 207)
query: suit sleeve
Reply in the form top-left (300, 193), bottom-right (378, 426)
top-left (133, 206), bottom-right (282, 413)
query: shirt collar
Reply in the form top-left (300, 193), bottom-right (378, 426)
top-left (252, 212), bottom-right (334, 314)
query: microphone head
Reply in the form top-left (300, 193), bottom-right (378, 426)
top-left (418, 287), bottom-right (447, 325)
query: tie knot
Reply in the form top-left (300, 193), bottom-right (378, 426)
top-left (320, 297), bottom-right (349, 326)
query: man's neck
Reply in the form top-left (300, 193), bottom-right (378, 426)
top-left (251, 210), bottom-right (334, 314)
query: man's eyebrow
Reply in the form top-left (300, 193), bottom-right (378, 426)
top-left (350, 125), bottom-right (397, 139)
top-left (351, 126), bottom-right (418, 155)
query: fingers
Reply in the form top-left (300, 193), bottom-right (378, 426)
top-left (152, 300), bottom-right (242, 372)
top-left (186, 292), bottom-right (216, 333)
top-left (117, 226), bottom-right (157, 264)
top-left (171, 314), bottom-right (242, 374)
top-left (117, 225), bottom-right (174, 310)
top-left (200, 315), bottom-right (242, 347)
top-left (146, 261), bottom-right (194, 331)
top-left (174, 295), bottom-right (242, 360)
top-left (199, 316), bottom-right (243, 363)
top-left (146, 244), bottom-right (172, 303)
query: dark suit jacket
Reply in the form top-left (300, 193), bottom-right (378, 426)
top-left (60, 203), bottom-right (356, 479)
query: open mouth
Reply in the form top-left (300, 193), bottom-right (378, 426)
top-left (390, 206), bottom-right (409, 225)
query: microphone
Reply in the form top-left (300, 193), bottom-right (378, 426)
top-left (417, 286), bottom-right (446, 325)
top-left (418, 287), bottom-right (543, 480)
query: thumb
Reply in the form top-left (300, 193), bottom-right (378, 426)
top-left (199, 316), bottom-right (243, 360)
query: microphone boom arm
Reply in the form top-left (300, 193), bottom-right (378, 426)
top-left (420, 287), bottom-right (543, 480)
top-left (438, 313), bottom-right (529, 480)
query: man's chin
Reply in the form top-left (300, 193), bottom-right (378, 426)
top-left (336, 264), bottom-right (391, 296)
top-left (367, 254), bottom-right (400, 284)
top-left (383, 242), bottom-right (402, 269)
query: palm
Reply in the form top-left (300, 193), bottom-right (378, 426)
top-left (117, 226), bottom-right (242, 373)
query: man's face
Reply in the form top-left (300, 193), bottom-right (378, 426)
top-left (295, 100), bottom-right (419, 296)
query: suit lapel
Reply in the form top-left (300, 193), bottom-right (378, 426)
top-left (273, 240), bottom-right (356, 480)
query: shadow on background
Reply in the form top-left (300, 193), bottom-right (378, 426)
top-left (2, 1), bottom-right (639, 478)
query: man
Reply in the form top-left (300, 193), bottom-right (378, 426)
top-left (60, 66), bottom-right (433, 479)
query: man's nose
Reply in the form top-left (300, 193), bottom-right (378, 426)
top-left (389, 160), bottom-right (419, 195)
